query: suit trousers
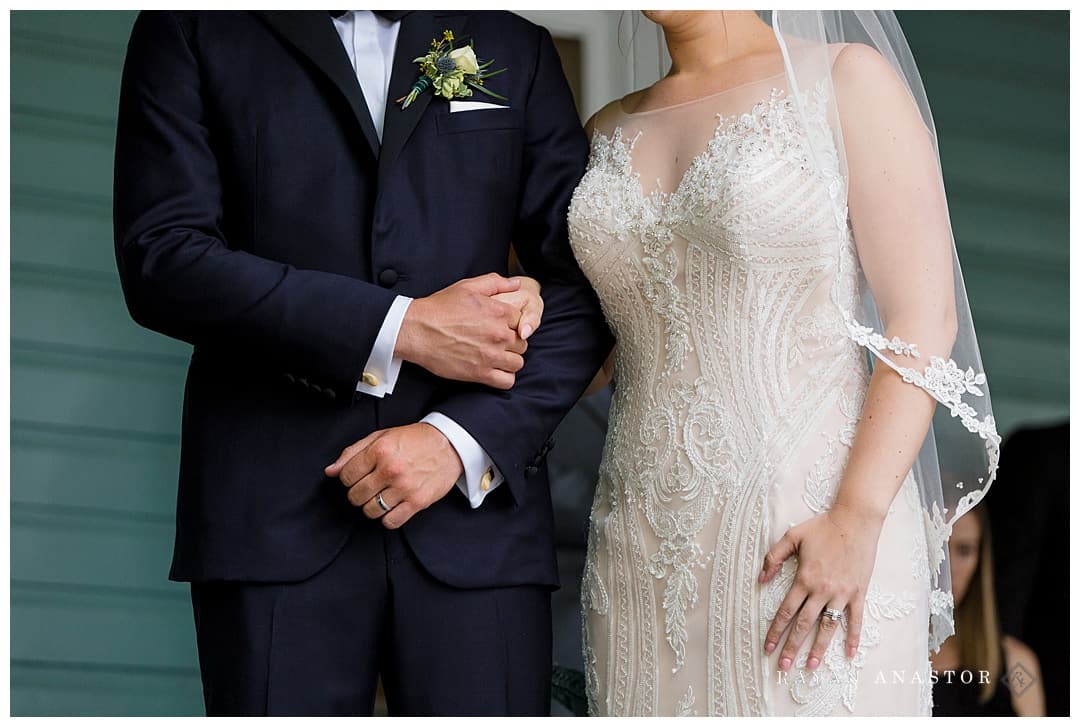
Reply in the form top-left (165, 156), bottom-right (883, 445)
top-left (189, 519), bottom-right (552, 716)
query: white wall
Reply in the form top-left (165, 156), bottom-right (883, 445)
top-left (515, 10), bottom-right (670, 120)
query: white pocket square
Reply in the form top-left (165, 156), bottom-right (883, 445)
top-left (449, 100), bottom-right (508, 113)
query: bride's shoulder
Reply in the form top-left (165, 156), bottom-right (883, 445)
top-left (828, 42), bottom-right (903, 93)
top-left (583, 97), bottom-right (629, 139)
top-left (828, 41), bottom-right (925, 134)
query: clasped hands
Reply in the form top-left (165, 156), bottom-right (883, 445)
top-left (326, 273), bottom-right (543, 527)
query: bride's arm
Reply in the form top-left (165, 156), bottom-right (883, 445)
top-left (759, 43), bottom-right (958, 672)
top-left (822, 42), bottom-right (958, 518)
top-left (832, 41), bottom-right (960, 510)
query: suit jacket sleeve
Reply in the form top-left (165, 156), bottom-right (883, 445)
top-left (112, 11), bottom-right (397, 399)
top-left (433, 24), bottom-right (615, 502)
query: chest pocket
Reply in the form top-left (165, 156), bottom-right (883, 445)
top-left (435, 106), bottom-right (524, 135)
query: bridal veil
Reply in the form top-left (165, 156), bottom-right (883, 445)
top-left (764, 10), bottom-right (1000, 651)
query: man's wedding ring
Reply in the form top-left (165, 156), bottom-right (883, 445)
top-left (376, 492), bottom-right (391, 513)
top-left (822, 607), bottom-right (844, 622)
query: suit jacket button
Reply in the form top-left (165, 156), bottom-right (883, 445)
top-left (378, 268), bottom-right (399, 287)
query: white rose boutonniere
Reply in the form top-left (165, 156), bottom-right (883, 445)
top-left (396, 30), bottom-right (507, 109)
top-left (448, 46), bottom-right (479, 75)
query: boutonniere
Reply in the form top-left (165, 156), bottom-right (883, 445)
top-left (396, 30), bottom-right (507, 109)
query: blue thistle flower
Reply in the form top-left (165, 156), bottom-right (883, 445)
top-left (435, 56), bottom-right (457, 74)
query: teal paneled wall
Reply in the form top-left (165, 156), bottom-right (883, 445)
top-left (9, 10), bottom-right (1069, 716)
top-left (11, 10), bottom-right (203, 716)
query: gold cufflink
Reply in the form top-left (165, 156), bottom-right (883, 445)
top-left (480, 468), bottom-right (493, 491)
top-left (361, 372), bottom-right (379, 387)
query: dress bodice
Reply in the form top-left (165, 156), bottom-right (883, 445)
top-left (569, 76), bottom-right (860, 396)
top-left (568, 77), bottom-right (866, 498)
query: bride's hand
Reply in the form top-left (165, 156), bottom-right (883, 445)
top-left (758, 502), bottom-right (883, 671)
top-left (490, 275), bottom-right (543, 340)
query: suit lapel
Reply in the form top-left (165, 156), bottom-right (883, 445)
top-left (378, 11), bottom-right (470, 184)
top-left (253, 11), bottom-right (380, 157)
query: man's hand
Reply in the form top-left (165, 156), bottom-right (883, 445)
top-left (324, 423), bottom-right (464, 529)
top-left (394, 273), bottom-right (529, 390)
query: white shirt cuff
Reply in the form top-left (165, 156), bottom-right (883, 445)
top-left (421, 411), bottom-right (503, 509)
top-left (356, 295), bottom-right (412, 398)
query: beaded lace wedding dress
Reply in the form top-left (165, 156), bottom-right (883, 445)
top-left (567, 55), bottom-right (940, 716)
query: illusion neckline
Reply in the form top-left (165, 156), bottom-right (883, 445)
top-left (590, 79), bottom-right (823, 220)
top-left (616, 70), bottom-right (789, 118)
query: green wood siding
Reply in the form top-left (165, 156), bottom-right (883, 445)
top-left (10, 10), bottom-right (202, 716)
top-left (10, 10), bottom-right (1068, 716)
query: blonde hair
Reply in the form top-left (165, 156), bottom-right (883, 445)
top-left (952, 504), bottom-right (1002, 703)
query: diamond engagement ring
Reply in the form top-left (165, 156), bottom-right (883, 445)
top-left (822, 607), bottom-right (844, 622)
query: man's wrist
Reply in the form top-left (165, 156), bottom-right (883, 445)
top-left (393, 296), bottom-right (423, 363)
top-left (421, 412), bottom-right (502, 508)
top-left (357, 295), bottom-right (412, 397)
top-left (420, 420), bottom-right (464, 481)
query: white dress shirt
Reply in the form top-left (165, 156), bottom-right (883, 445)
top-left (332, 10), bottom-right (503, 508)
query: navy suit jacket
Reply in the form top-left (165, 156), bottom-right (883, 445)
top-left (113, 10), bottom-right (613, 588)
